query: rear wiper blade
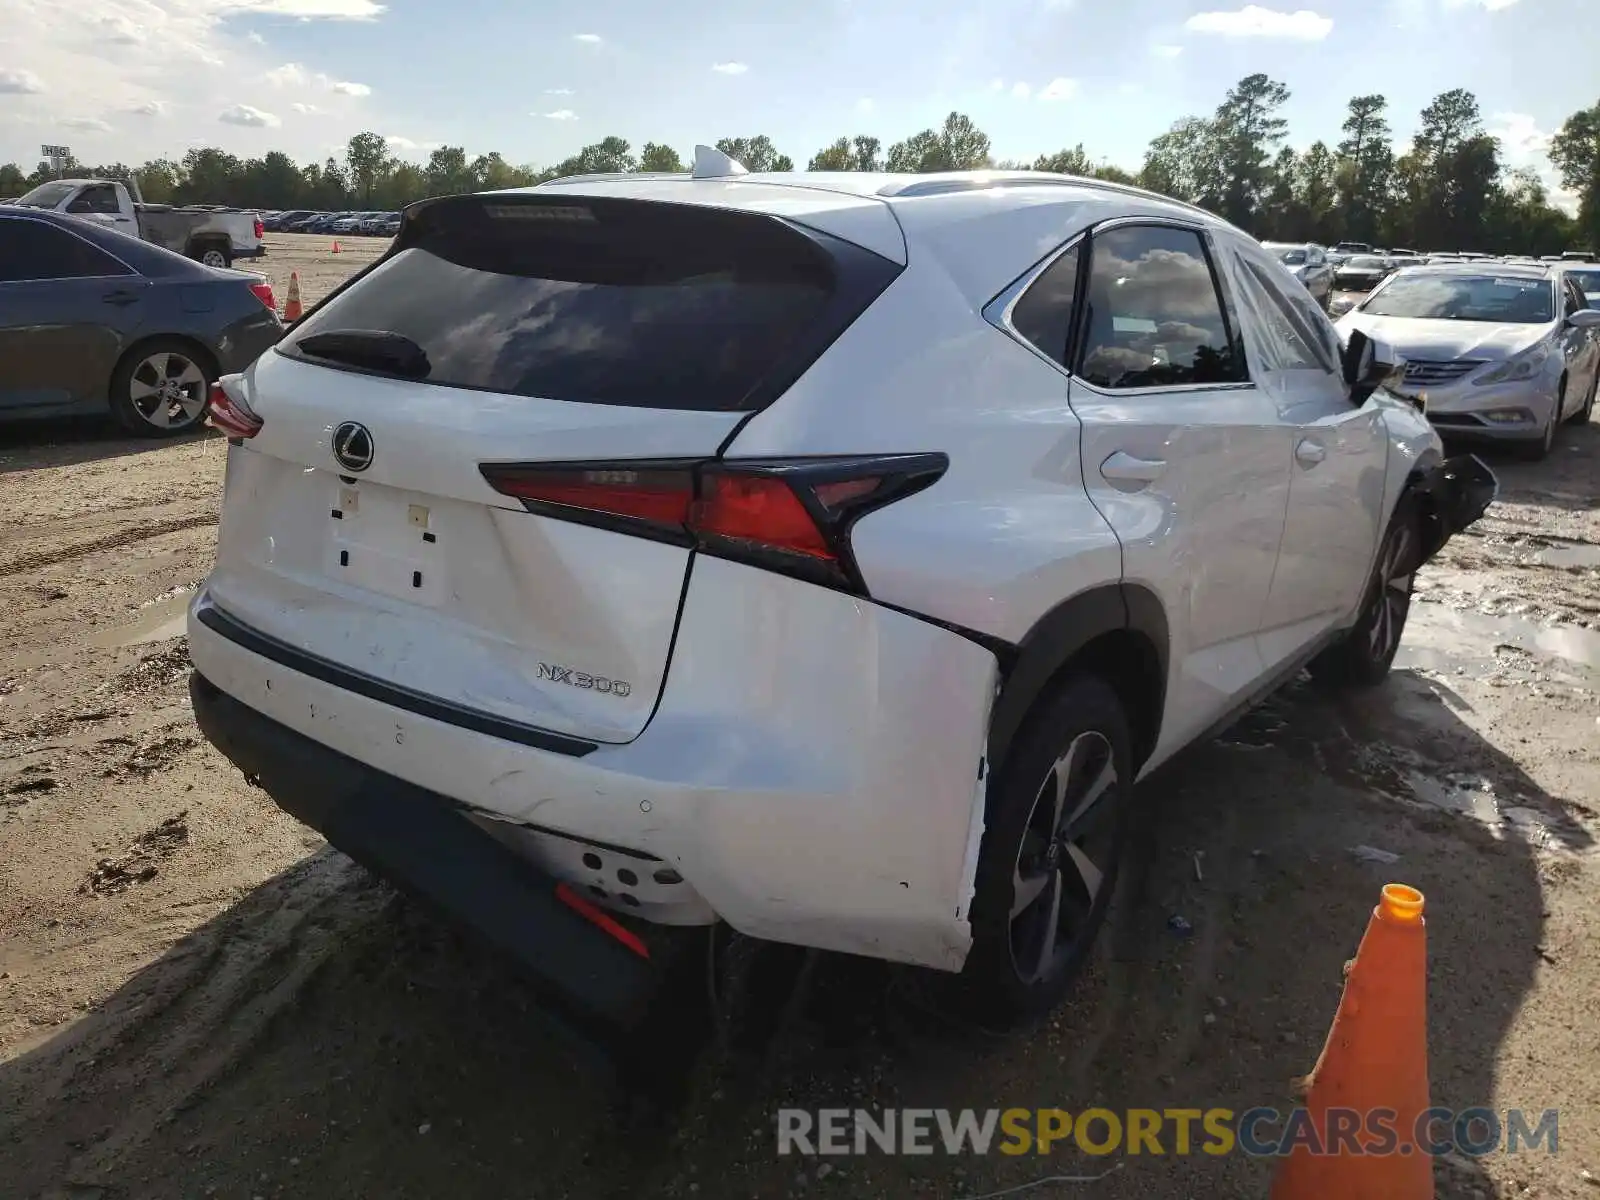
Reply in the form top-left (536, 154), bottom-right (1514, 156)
top-left (295, 329), bottom-right (431, 379)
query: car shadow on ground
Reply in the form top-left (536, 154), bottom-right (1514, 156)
top-left (0, 418), bottom-right (216, 477)
top-left (0, 668), bottom-right (1573, 1200)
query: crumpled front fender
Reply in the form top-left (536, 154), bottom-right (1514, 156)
top-left (1403, 453), bottom-right (1498, 568)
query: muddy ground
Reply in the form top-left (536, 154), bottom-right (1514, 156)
top-left (1, 234), bottom-right (1598, 1199)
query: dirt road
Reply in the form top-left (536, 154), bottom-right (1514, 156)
top-left (2, 235), bottom-right (1599, 1198)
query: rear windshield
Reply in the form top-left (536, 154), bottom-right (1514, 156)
top-left (281, 194), bottom-right (877, 411)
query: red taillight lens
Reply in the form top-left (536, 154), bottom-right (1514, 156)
top-left (480, 455), bottom-right (947, 593)
top-left (254, 217), bottom-right (264, 239)
top-left (483, 466), bottom-right (695, 530)
top-left (694, 473), bottom-right (831, 559)
top-left (206, 379), bottom-right (263, 439)
top-left (248, 281), bottom-right (276, 311)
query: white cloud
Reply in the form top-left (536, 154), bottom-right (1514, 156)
top-left (542, 109), bottom-right (578, 120)
top-left (989, 77), bottom-right (1005, 92)
top-left (62, 115), bottom-right (114, 131)
top-left (130, 100), bottom-right (168, 116)
top-left (266, 62), bottom-right (370, 97)
top-left (384, 135), bottom-right (439, 154)
top-left (1184, 5), bottom-right (1333, 38)
top-left (0, 68), bottom-right (46, 93)
top-left (1151, 42), bottom-right (1183, 57)
top-left (711, 61), bottom-right (748, 74)
top-left (1443, 0), bottom-right (1519, 8)
top-left (219, 103), bottom-right (280, 126)
top-left (544, 87), bottom-right (574, 95)
top-left (264, 61), bottom-right (310, 86)
top-left (1038, 77), bottom-right (1079, 101)
top-left (855, 98), bottom-right (874, 114)
top-left (1489, 111), bottom-right (1552, 161)
top-left (1011, 81), bottom-right (1032, 99)
top-left (573, 32), bottom-right (602, 43)
top-left (1, 0), bottom-right (391, 162)
top-left (291, 101), bottom-right (320, 113)
top-left (246, 30), bottom-right (265, 43)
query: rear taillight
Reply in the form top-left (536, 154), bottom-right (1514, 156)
top-left (481, 455), bottom-right (947, 592)
top-left (206, 376), bottom-right (263, 441)
top-left (248, 280), bottom-right (276, 311)
top-left (253, 217), bottom-right (264, 239)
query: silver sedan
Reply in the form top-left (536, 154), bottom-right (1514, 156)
top-left (1335, 262), bottom-right (1600, 459)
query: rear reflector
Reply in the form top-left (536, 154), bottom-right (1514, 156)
top-left (481, 454), bottom-right (948, 593)
top-left (555, 883), bottom-right (651, 959)
top-left (206, 377), bottom-right (263, 440)
top-left (253, 217), bottom-right (265, 239)
top-left (248, 281), bottom-right (276, 312)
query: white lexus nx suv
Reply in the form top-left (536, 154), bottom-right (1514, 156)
top-left (190, 148), bottom-right (1494, 1033)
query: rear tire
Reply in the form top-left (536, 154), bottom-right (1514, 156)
top-left (197, 245), bottom-right (231, 269)
top-left (1309, 503), bottom-right (1420, 688)
top-left (108, 339), bottom-right (215, 438)
top-left (959, 674), bottom-right (1134, 1026)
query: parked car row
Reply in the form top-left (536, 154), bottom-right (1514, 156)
top-left (261, 210), bottom-right (400, 236)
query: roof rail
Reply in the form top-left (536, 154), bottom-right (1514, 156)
top-left (879, 171), bottom-right (1218, 221)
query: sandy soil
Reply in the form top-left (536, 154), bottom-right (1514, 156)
top-left (1, 233), bottom-right (1598, 1199)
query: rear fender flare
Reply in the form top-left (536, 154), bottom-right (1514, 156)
top-left (987, 584), bottom-right (1169, 778)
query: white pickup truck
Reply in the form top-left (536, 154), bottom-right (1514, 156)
top-left (10, 178), bottom-right (265, 268)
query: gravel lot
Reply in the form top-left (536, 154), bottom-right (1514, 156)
top-left (1, 234), bottom-right (1598, 1199)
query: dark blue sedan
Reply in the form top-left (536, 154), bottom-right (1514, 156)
top-left (0, 207), bottom-right (284, 436)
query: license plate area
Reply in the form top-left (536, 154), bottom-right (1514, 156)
top-left (325, 480), bottom-right (445, 606)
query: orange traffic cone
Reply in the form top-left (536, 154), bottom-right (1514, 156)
top-left (282, 271), bottom-right (303, 322)
top-left (1271, 883), bottom-right (1433, 1199)
top-left (330, 240), bottom-right (341, 254)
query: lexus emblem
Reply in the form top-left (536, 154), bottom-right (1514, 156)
top-left (331, 422), bottom-right (374, 472)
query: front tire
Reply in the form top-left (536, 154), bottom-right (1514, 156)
top-left (1309, 504), bottom-right (1419, 688)
top-left (1567, 370), bottom-right (1597, 426)
top-left (108, 340), bottom-right (215, 438)
top-left (960, 675), bottom-right (1134, 1026)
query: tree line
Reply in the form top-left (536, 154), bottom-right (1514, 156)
top-left (4, 78), bottom-right (1597, 253)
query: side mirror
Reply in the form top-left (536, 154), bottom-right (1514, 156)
top-left (1565, 308), bottom-right (1600, 330)
top-left (1341, 328), bottom-right (1405, 403)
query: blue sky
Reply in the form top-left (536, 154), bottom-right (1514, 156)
top-left (0, 0), bottom-right (1593, 204)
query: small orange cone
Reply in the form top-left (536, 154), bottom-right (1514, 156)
top-left (1271, 883), bottom-right (1433, 1199)
top-left (330, 240), bottom-right (341, 254)
top-left (282, 271), bottom-right (303, 322)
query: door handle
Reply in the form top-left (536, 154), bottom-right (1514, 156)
top-left (1295, 438), bottom-right (1327, 467)
top-left (1100, 451), bottom-right (1167, 488)
top-left (102, 289), bottom-right (141, 306)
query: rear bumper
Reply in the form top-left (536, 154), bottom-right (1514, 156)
top-left (189, 669), bottom-right (663, 1033)
top-left (232, 245), bottom-right (267, 259)
top-left (1408, 452), bottom-right (1497, 563)
top-left (187, 553), bottom-right (1001, 972)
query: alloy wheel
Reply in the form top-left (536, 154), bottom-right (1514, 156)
top-left (128, 351), bottom-right (207, 430)
top-left (1009, 730), bottom-right (1120, 985)
top-left (1367, 520), bottom-right (1414, 662)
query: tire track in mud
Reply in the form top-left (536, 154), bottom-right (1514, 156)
top-left (3, 854), bottom-right (389, 1195)
top-left (0, 513), bottom-right (219, 579)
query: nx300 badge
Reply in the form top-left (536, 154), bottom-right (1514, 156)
top-left (536, 662), bottom-right (632, 697)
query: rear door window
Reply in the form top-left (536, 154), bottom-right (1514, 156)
top-left (1075, 224), bottom-right (1247, 390)
top-left (0, 217), bottom-right (131, 282)
top-left (282, 194), bottom-right (900, 411)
